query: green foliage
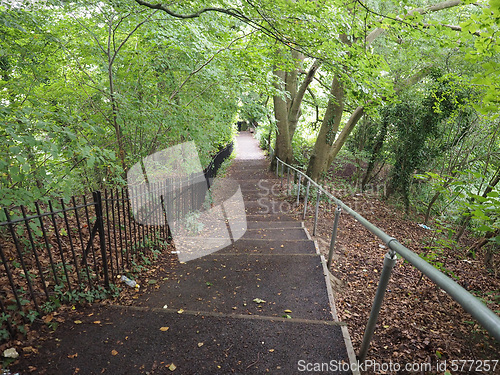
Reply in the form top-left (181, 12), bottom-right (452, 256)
top-left (239, 92), bottom-right (268, 126)
top-left (291, 129), bottom-right (315, 170)
top-left (382, 72), bottom-right (475, 210)
top-left (417, 168), bottom-right (500, 248)
top-left (0, 0), bottom-right (244, 207)
top-left (462, 185), bottom-right (500, 245)
top-left (420, 219), bottom-right (459, 280)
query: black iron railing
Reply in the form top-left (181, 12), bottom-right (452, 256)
top-left (0, 141), bottom-right (234, 341)
top-left (0, 188), bottom-right (165, 341)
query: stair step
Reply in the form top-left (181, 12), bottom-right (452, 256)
top-left (242, 228), bottom-right (308, 240)
top-left (137, 253), bottom-right (332, 321)
top-left (244, 214), bottom-right (298, 222)
top-left (246, 221), bottom-right (302, 229)
top-left (221, 239), bottom-right (317, 255)
top-left (38, 305), bottom-right (349, 375)
top-left (244, 200), bottom-right (295, 215)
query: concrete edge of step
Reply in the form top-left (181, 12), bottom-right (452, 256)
top-left (303, 225), bottom-right (313, 241)
top-left (108, 304), bottom-right (347, 327)
top-left (243, 227), bottom-right (306, 233)
top-left (319, 252), bottom-right (360, 375)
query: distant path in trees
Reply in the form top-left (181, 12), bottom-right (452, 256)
top-left (234, 131), bottom-right (266, 160)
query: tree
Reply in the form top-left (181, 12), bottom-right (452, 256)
top-left (305, 0), bottom-right (494, 181)
top-left (0, 0), bottom-right (245, 205)
top-left (272, 54), bottom-right (320, 165)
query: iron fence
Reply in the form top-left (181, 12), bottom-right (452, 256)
top-left (0, 188), bottom-right (164, 341)
top-left (0, 141), bottom-right (234, 341)
top-left (204, 141), bottom-right (234, 185)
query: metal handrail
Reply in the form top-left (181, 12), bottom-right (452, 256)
top-left (274, 156), bottom-right (500, 361)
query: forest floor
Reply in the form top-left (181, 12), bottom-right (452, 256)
top-left (280, 161), bottom-right (500, 372)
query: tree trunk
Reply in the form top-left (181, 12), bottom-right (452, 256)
top-left (326, 106), bottom-right (366, 167)
top-left (107, 17), bottom-right (127, 175)
top-left (109, 70), bottom-right (127, 173)
top-left (307, 103), bottom-right (366, 181)
top-left (306, 75), bottom-right (344, 181)
top-left (288, 57), bottom-right (320, 143)
top-left (467, 229), bottom-right (500, 256)
top-left (272, 55), bottom-right (320, 168)
top-left (307, 63), bottom-right (433, 181)
top-left (361, 119), bottom-right (389, 191)
top-left (273, 70), bottom-right (293, 165)
top-left (423, 170), bottom-right (459, 225)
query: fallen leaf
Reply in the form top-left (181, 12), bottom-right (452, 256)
top-left (168, 363), bottom-right (177, 371)
top-left (177, 309), bottom-right (184, 314)
top-left (74, 320), bottom-right (82, 324)
top-left (93, 321), bottom-right (101, 324)
top-left (68, 353), bottom-right (78, 359)
top-left (252, 298), bottom-right (266, 304)
top-left (284, 309), bottom-right (292, 313)
top-left (269, 349), bottom-right (275, 352)
top-left (197, 342), bottom-right (204, 347)
top-left (160, 327), bottom-right (169, 332)
top-left (111, 350), bottom-right (118, 356)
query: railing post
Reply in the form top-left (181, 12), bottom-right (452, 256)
top-left (296, 174), bottom-right (302, 205)
top-left (358, 248), bottom-right (398, 362)
top-left (280, 161), bottom-right (284, 188)
top-left (313, 188), bottom-right (321, 236)
top-left (286, 166), bottom-right (290, 195)
top-left (327, 207), bottom-right (342, 269)
top-left (93, 191), bottom-right (110, 289)
top-left (303, 180), bottom-right (310, 219)
top-left (275, 158), bottom-right (279, 178)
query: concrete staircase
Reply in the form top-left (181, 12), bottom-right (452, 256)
top-left (11, 133), bottom-right (357, 374)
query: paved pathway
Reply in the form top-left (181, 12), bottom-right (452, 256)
top-left (11, 132), bottom-right (356, 374)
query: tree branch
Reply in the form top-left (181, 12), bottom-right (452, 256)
top-left (289, 58), bottom-right (321, 121)
top-left (134, 0), bottom-right (317, 58)
top-left (364, 0), bottom-right (464, 46)
top-left (306, 87), bottom-right (320, 126)
top-left (169, 30), bottom-right (257, 101)
top-left (184, 83), bottom-right (217, 109)
top-left (134, 0), bottom-right (236, 19)
top-left (110, 10), bottom-right (158, 67)
top-left (422, 22), bottom-right (481, 36)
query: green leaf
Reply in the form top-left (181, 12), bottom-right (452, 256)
top-left (477, 225), bottom-right (494, 233)
top-left (87, 155), bottom-right (95, 168)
